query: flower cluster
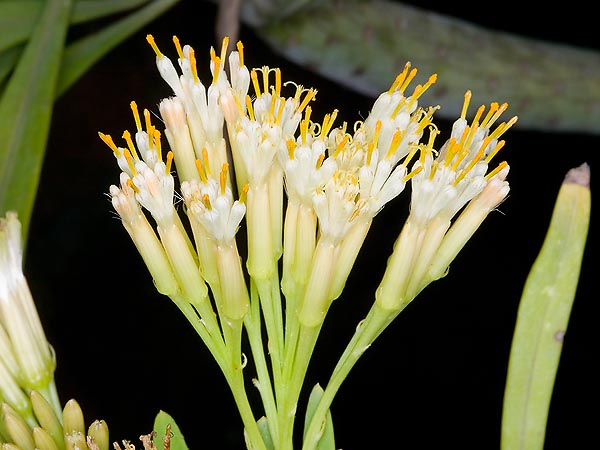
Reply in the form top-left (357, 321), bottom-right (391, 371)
top-left (100, 35), bottom-right (516, 450)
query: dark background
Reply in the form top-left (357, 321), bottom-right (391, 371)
top-left (24, 1), bottom-right (597, 449)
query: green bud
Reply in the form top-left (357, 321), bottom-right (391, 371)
top-left (33, 427), bottom-right (60, 450)
top-left (61, 400), bottom-right (84, 435)
top-left (64, 432), bottom-right (86, 450)
top-left (2, 409), bottom-right (34, 450)
top-left (87, 420), bottom-right (109, 450)
top-left (30, 392), bottom-right (63, 450)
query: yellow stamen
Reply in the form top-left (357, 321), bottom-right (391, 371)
top-left (485, 160), bottom-right (508, 180)
top-left (246, 95), bottom-right (255, 121)
top-left (484, 140), bottom-right (506, 164)
top-left (126, 178), bottom-right (139, 193)
top-left (236, 41), bottom-right (244, 67)
top-left (154, 129), bottom-right (163, 161)
top-left (98, 132), bottom-right (120, 156)
top-left (211, 54), bottom-right (221, 84)
top-left (220, 36), bottom-right (230, 62)
top-left (220, 163), bottom-right (228, 195)
top-left (300, 106), bottom-right (312, 146)
top-left (195, 159), bottom-right (208, 183)
top-left (444, 138), bottom-right (459, 167)
top-left (165, 151), bottom-right (174, 173)
top-left (239, 184), bottom-right (249, 203)
top-left (189, 47), bottom-right (199, 84)
top-left (202, 147), bottom-right (211, 176)
top-left (471, 104), bottom-right (486, 128)
top-left (480, 103), bottom-right (498, 128)
top-left (453, 148), bottom-right (485, 186)
top-left (316, 153), bottom-right (325, 169)
top-left (385, 130), bottom-right (403, 161)
top-left (298, 88), bottom-right (316, 113)
top-left (275, 68), bottom-right (281, 96)
top-left (202, 193), bottom-right (212, 210)
top-left (372, 120), bottom-right (382, 149)
top-left (286, 139), bottom-right (296, 160)
top-left (122, 130), bottom-right (139, 160)
top-left (388, 62), bottom-right (411, 94)
top-left (366, 142), bottom-right (375, 166)
top-left (460, 90), bottom-right (472, 120)
top-left (276, 97), bottom-right (286, 124)
top-left (333, 134), bottom-right (350, 158)
top-left (123, 148), bottom-right (137, 176)
top-left (146, 34), bottom-right (162, 57)
top-left (402, 143), bottom-right (420, 169)
top-left (404, 164), bottom-right (423, 182)
top-left (486, 102), bottom-right (509, 129)
top-left (130, 101), bottom-right (142, 131)
top-left (250, 70), bottom-right (261, 97)
top-left (172, 36), bottom-right (183, 60)
top-left (144, 108), bottom-right (152, 133)
top-left (489, 116), bottom-right (518, 141)
top-left (262, 67), bottom-right (270, 94)
top-left (399, 67), bottom-right (418, 93)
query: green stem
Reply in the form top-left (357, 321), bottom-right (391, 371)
top-left (279, 324), bottom-right (321, 450)
top-left (301, 303), bottom-right (398, 450)
top-left (244, 282), bottom-right (280, 448)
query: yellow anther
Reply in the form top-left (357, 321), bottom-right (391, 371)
top-left (239, 184), bottom-right (250, 203)
top-left (250, 70), bottom-right (261, 96)
top-left (385, 130), bottom-right (403, 161)
top-left (485, 160), bottom-right (508, 180)
top-left (262, 67), bottom-right (270, 94)
top-left (321, 109), bottom-right (339, 138)
top-left (399, 67), bottom-right (418, 93)
top-left (269, 93), bottom-right (278, 121)
top-left (126, 178), bottom-right (139, 194)
top-left (480, 103), bottom-right (498, 128)
top-left (220, 36), bottom-right (230, 62)
top-left (372, 120), bottom-right (382, 148)
top-left (275, 68), bottom-right (281, 95)
top-left (202, 193), bottom-right (212, 210)
top-left (366, 142), bottom-right (375, 166)
top-left (444, 138), bottom-right (459, 167)
top-left (122, 130), bottom-right (139, 160)
top-left (489, 116), bottom-right (518, 141)
top-left (333, 134), bottom-right (350, 158)
top-left (246, 95), bottom-right (255, 121)
top-left (472, 104), bottom-right (486, 128)
top-left (404, 164), bottom-right (423, 182)
top-left (220, 163), bottom-right (229, 195)
top-left (486, 102), bottom-right (509, 129)
top-left (460, 90), bottom-right (472, 120)
top-left (189, 47), bottom-right (199, 83)
top-left (236, 41), bottom-right (245, 67)
top-left (300, 106), bottom-right (312, 146)
top-left (123, 148), bottom-right (137, 176)
top-left (173, 36), bottom-right (184, 60)
top-left (211, 54), bottom-right (221, 85)
top-left (388, 62), bottom-right (411, 94)
top-left (165, 150), bottom-right (174, 173)
top-left (454, 148), bottom-right (485, 186)
top-left (195, 159), bottom-right (208, 183)
top-left (412, 74), bottom-right (437, 101)
top-left (143, 108), bottom-right (152, 133)
top-left (130, 101), bottom-right (142, 131)
top-left (276, 97), bottom-right (286, 124)
top-left (484, 140), bottom-right (506, 164)
top-left (286, 139), bottom-right (296, 160)
top-left (98, 132), bottom-right (120, 156)
top-left (298, 88), bottom-right (316, 113)
top-left (202, 147), bottom-right (211, 176)
top-left (154, 129), bottom-right (163, 161)
top-left (146, 34), bottom-right (162, 57)
top-left (316, 153), bottom-right (325, 169)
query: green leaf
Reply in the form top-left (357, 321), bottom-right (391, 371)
top-left (303, 384), bottom-right (336, 450)
top-left (56, 0), bottom-right (181, 97)
top-left (0, 0), bottom-right (72, 237)
top-left (153, 410), bottom-right (189, 450)
top-left (0, 45), bottom-right (21, 87)
top-left (501, 163), bottom-right (591, 450)
top-left (0, 0), bottom-right (150, 53)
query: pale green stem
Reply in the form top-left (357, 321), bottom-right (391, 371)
top-left (301, 302), bottom-right (400, 450)
top-left (256, 277), bottom-right (284, 392)
top-left (279, 324), bottom-right (321, 450)
top-left (244, 282), bottom-right (280, 448)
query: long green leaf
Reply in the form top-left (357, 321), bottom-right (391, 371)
top-left (303, 384), bottom-right (336, 450)
top-left (57, 0), bottom-right (181, 97)
top-left (0, 0), bottom-right (72, 236)
top-left (501, 163), bottom-right (591, 450)
top-left (0, 45), bottom-right (21, 87)
top-left (0, 0), bottom-right (149, 53)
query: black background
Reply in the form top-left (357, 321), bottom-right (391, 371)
top-left (24, 1), bottom-right (597, 449)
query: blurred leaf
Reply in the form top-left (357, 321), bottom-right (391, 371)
top-left (256, 416), bottom-right (275, 450)
top-left (0, 45), bottom-right (21, 87)
top-left (303, 384), bottom-right (336, 450)
top-left (153, 410), bottom-right (189, 450)
top-left (0, 0), bottom-right (149, 53)
top-left (57, 0), bottom-right (181, 96)
top-left (501, 163), bottom-right (591, 450)
top-left (0, 0), bottom-right (72, 236)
